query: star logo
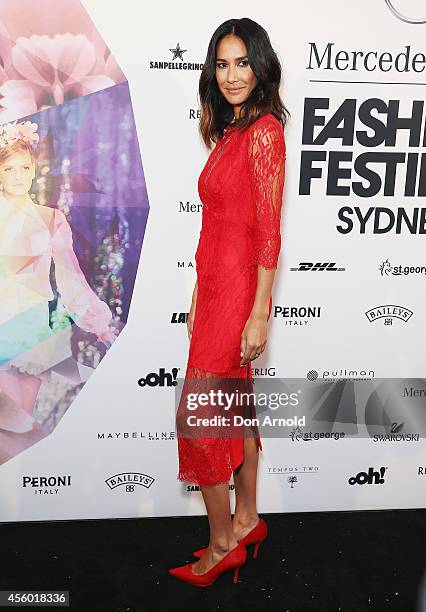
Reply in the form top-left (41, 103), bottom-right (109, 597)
top-left (169, 43), bottom-right (187, 61)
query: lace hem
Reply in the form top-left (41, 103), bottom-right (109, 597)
top-left (175, 363), bottom-right (261, 485)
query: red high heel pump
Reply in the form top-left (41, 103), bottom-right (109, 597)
top-left (192, 518), bottom-right (268, 559)
top-left (168, 541), bottom-right (247, 587)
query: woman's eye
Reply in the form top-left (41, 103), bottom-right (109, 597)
top-left (216, 60), bottom-right (249, 69)
top-left (4, 168), bottom-right (11, 172)
top-left (24, 166), bottom-right (30, 170)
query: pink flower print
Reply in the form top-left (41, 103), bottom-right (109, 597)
top-left (0, 32), bottom-right (123, 121)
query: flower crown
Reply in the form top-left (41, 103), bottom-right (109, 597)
top-left (0, 121), bottom-right (39, 149)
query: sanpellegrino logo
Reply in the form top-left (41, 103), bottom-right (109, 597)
top-left (105, 473), bottom-right (155, 491)
top-left (187, 483), bottom-right (235, 493)
top-left (348, 467), bottom-right (387, 485)
top-left (149, 43), bottom-right (203, 70)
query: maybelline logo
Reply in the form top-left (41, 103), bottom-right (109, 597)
top-left (373, 422), bottom-right (420, 442)
top-left (348, 467), bottom-right (387, 485)
top-left (385, 0), bottom-right (426, 24)
top-left (307, 42), bottom-right (426, 72)
top-left (138, 368), bottom-right (179, 387)
top-left (98, 431), bottom-right (175, 440)
top-left (365, 305), bottom-right (413, 324)
top-left (22, 475), bottom-right (71, 495)
top-left (267, 465), bottom-right (319, 488)
top-left (306, 368), bottom-right (375, 381)
top-left (290, 262), bottom-right (345, 272)
top-left (105, 473), bottom-right (155, 491)
top-left (149, 43), bottom-right (203, 70)
top-left (273, 305), bottom-right (321, 325)
top-left (379, 259), bottom-right (426, 277)
top-left (177, 260), bottom-right (195, 269)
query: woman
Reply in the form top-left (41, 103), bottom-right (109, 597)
top-left (0, 120), bottom-right (116, 440)
top-left (169, 18), bottom-right (288, 586)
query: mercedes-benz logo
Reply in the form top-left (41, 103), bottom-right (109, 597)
top-left (385, 0), bottom-right (426, 24)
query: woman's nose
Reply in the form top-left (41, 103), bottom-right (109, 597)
top-left (228, 65), bottom-right (238, 82)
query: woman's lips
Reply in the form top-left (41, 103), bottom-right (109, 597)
top-left (226, 88), bottom-right (244, 94)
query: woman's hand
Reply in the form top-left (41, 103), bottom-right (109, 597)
top-left (187, 280), bottom-right (198, 341)
top-left (240, 311), bottom-right (268, 366)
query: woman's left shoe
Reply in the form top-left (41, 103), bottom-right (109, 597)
top-left (168, 541), bottom-right (247, 587)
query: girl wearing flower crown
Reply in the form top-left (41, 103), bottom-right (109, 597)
top-left (0, 120), bottom-right (116, 444)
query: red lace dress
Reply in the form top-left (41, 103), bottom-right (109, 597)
top-left (176, 113), bottom-right (286, 486)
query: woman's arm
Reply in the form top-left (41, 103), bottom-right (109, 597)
top-left (240, 119), bottom-right (286, 366)
top-left (51, 209), bottom-right (115, 343)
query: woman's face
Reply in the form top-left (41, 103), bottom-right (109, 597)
top-left (0, 150), bottom-right (35, 198)
top-left (215, 34), bottom-right (257, 115)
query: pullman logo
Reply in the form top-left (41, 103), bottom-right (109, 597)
top-left (365, 305), bottom-right (413, 324)
top-left (149, 43), bottom-right (203, 70)
top-left (105, 473), bottom-right (155, 491)
top-left (290, 262), bottom-right (345, 272)
top-left (348, 467), bottom-right (387, 485)
top-left (138, 368), bottom-right (179, 387)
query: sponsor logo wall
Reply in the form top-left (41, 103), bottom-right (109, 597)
top-left (0, 0), bottom-right (424, 521)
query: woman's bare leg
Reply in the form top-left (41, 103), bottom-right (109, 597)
top-left (232, 436), bottom-right (261, 539)
top-left (191, 482), bottom-right (239, 574)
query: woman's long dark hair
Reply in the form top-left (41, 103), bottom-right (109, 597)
top-left (199, 17), bottom-right (290, 148)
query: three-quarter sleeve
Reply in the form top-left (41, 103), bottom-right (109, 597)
top-left (247, 118), bottom-right (286, 270)
top-left (51, 209), bottom-right (113, 337)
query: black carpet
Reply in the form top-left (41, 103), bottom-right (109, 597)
top-left (0, 509), bottom-right (424, 611)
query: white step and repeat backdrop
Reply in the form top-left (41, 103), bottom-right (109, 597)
top-left (0, 0), bottom-right (425, 521)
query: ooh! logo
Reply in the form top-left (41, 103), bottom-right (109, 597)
top-left (138, 368), bottom-right (179, 387)
top-left (348, 466), bottom-right (387, 485)
top-left (385, 0), bottom-right (426, 24)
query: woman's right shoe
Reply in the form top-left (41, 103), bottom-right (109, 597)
top-left (169, 541), bottom-right (247, 586)
top-left (192, 518), bottom-right (268, 559)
